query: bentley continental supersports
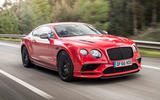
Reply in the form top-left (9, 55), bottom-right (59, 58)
top-left (21, 22), bottom-right (142, 81)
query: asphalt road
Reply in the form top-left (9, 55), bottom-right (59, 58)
top-left (0, 40), bottom-right (160, 100)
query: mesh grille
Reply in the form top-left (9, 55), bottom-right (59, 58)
top-left (103, 64), bottom-right (138, 74)
top-left (107, 47), bottom-right (133, 61)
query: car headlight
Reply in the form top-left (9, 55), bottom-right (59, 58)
top-left (80, 49), bottom-right (88, 55)
top-left (90, 49), bottom-right (102, 58)
top-left (132, 44), bottom-right (138, 54)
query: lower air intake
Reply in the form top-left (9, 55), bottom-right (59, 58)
top-left (103, 64), bottom-right (138, 74)
top-left (81, 64), bottom-right (100, 71)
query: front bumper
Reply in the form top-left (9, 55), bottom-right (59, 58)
top-left (101, 70), bottom-right (140, 79)
top-left (73, 62), bottom-right (142, 78)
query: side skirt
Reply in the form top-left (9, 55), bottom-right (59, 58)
top-left (30, 56), bottom-right (58, 71)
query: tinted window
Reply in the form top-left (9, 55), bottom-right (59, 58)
top-left (32, 26), bottom-right (55, 38)
top-left (32, 28), bottom-right (39, 37)
top-left (54, 24), bottom-right (104, 37)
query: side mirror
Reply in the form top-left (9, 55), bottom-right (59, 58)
top-left (40, 33), bottom-right (49, 40)
top-left (102, 30), bottom-right (108, 35)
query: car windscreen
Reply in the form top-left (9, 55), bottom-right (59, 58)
top-left (54, 24), bottom-right (104, 37)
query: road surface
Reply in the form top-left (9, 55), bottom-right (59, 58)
top-left (0, 40), bottom-right (160, 100)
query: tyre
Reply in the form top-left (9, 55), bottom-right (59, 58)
top-left (21, 46), bottom-right (33, 68)
top-left (58, 51), bottom-right (74, 82)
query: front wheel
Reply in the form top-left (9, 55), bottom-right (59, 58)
top-left (21, 46), bottom-right (33, 68)
top-left (57, 51), bottom-right (74, 82)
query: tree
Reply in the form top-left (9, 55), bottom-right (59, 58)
top-left (1, 0), bottom-right (160, 37)
top-left (76, 0), bottom-right (110, 30)
top-left (52, 0), bottom-right (79, 22)
top-left (2, 0), bottom-right (12, 9)
top-left (0, 7), bottom-right (3, 12)
top-left (108, 0), bottom-right (160, 36)
top-left (31, 0), bottom-right (53, 26)
top-left (0, 10), bottom-right (19, 34)
top-left (108, 0), bottom-right (133, 36)
top-left (12, 0), bottom-right (53, 34)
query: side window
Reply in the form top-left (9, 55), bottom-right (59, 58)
top-left (32, 26), bottom-right (55, 38)
top-left (40, 27), bottom-right (54, 38)
top-left (32, 28), bottom-right (40, 37)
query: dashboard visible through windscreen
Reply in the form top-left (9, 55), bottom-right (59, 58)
top-left (54, 24), bottom-right (104, 37)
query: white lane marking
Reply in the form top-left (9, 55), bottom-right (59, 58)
top-left (142, 65), bottom-right (160, 70)
top-left (0, 69), bottom-right (54, 100)
top-left (0, 42), bottom-right (19, 48)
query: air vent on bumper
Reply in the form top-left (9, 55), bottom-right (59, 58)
top-left (81, 64), bottom-right (100, 71)
top-left (103, 63), bottom-right (138, 74)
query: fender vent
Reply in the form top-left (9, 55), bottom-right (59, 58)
top-left (79, 40), bottom-right (95, 43)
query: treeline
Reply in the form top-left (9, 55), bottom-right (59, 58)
top-left (109, 0), bottom-right (160, 36)
top-left (0, 0), bottom-right (160, 36)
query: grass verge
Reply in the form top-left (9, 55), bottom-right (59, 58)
top-left (139, 49), bottom-right (160, 58)
top-left (0, 38), bottom-right (21, 42)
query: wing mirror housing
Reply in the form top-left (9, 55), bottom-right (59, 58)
top-left (40, 33), bottom-right (50, 40)
top-left (40, 33), bottom-right (54, 45)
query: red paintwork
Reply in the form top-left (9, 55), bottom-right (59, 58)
top-left (21, 22), bottom-right (141, 78)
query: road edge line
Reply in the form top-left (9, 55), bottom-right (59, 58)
top-left (0, 69), bottom-right (54, 100)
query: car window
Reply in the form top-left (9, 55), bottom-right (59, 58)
top-left (32, 28), bottom-right (40, 37)
top-left (32, 26), bottom-right (55, 38)
top-left (54, 24), bottom-right (104, 37)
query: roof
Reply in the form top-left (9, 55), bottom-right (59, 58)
top-left (47, 22), bottom-right (86, 26)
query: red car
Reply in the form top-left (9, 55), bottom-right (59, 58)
top-left (21, 22), bottom-right (142, 81)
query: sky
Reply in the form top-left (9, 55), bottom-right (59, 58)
top-left (0, 0), bottom-right (16, 7)
top-left (0, 0), bottom-right (5, 7)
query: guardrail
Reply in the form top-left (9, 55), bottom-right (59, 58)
top-left (0, 34), bottom-right (25, 39)
top-left (0, 34), bottom-right (159, 50)
top-left (134, 40), bottom-right (160, 50)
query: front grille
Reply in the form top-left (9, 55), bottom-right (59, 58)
top-left (107, 47), bottom-right (133, 61)
top-left (103, 64), bottom-right (138, 74)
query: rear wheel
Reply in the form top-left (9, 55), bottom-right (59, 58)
top-left (58, 51), bottom-right (74, 82)
top-left (21, 46), bottom-right (33, 68)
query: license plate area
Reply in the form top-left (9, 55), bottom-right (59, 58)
top-left (114, 60), bottom-right (132, 68)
